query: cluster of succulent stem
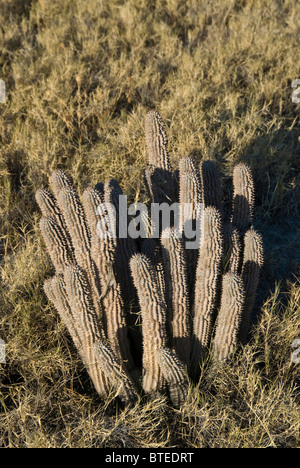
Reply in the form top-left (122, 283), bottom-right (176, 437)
top-left (37, 110), bottom-right (263, 408)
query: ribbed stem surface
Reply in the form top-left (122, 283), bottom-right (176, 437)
top-left (161, 227), bottom-right (190, 366)
top-left (130, 253), bottom-right (167, 395)
top-left (239, 227), bottom-right (263, 342)
top-left (232, 163), bottom-right (254, 232)
top-left (213, 272), bottom-right (245, 361)
top-left (157, 347), bottom-right (189, 408)
top-left (191, 206), bottom-right (223, 370)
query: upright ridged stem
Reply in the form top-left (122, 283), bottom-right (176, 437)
top-left (200, 160), bottom-right (222, 211)
top-left (145, 110), bottom-right (171, 171)
top-left (191, 206), bottom-right (223, 372)
top-left (157, 347), bottom-right (189, 408)
top-left (94, 340), bottom-right (138, 406)
top-left (161, 227), bottom-right (190, 367)
top-left (35, 188), bottom-right (61, 218)
top-left (232, 163), bottom-right (254, 233)
top-left (104, 179), bottom-right (137, 302)
top-left (144, 111), bottom-right (176, 205)
top-left (82, 186), bottom-right (105, 267)
top-left (105, 179), bottom-right (137, 251)
top-left (107, 175), bottom-right (140, 339)
top-left (43, 275), bottom-right (83, 358)
top-left (63, 264), bottom-right (104, 343)
top-left (50, 169), bottom-right (73, 199)
top-left (39, 216), bottom-right (74, 274)
top-left (57, 186), bottom-right (102, 323)
top-left (64, 264), bottom-right (108, 398)
top-left (82, 185), bottom-right (115, 288)
top-left (35, 188), bottom-right (74, 258)
top-left (130, 253), bottom-right (167, 395)
top-left (179, 156), bottom-right (203, 290)
top-left (57, 187), bottom-right (91, 267)
top-left (239, 227), bottom-right (264, 343)
top-left (141, 238), bottom-right (166, 302)
top-left (179, 156), bottom-right (203, 227)
top-left (213, 272), bottom-right (245, 362)
top-left (139, 208), bottom-right (153, 239)
top-left (82, 186), bottom-right (134, 371)
top-left (223, 221), bottom-right (242, 274)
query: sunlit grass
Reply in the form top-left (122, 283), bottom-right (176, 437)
top-left (0, 0), bottom-right (299, 448)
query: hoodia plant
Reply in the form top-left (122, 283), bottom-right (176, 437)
top-left (36, 110), bottom-right (263, 407)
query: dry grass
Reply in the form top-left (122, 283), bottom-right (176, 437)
top-left (0, 0), bottom-right (299, 448)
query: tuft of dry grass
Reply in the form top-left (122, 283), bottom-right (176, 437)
top-left (0, 0), bottom-right (299, 448)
